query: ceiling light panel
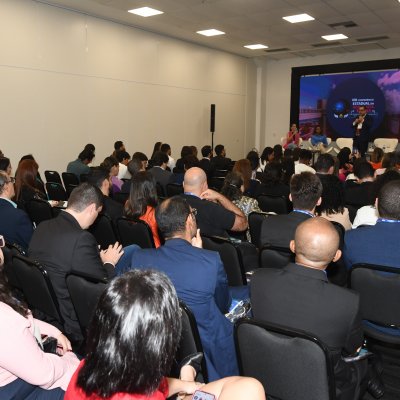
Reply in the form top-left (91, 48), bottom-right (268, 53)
top-left (128, 7), bottom-right (163, 17)
top-left (322, 34), bottom-right (348, 41)
top-left (244, 44), bottom-right (268, 50)
top-left (197, 29), bottom-right (225, 37)
top-left (283, 14), bottom-right (315, 23)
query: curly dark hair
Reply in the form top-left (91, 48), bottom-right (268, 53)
top-left (316, 175), bottom-right (345, 215)
top-left (221, 171), bottom-right (244, 202)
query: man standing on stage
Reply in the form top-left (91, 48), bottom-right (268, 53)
top-left (352, 105), bottom-right (372, 157)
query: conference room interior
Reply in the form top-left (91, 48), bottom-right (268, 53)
top-left (2, 0), bottom-right (400, 399)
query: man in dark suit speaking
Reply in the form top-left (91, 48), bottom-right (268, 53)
top-left (352, 105), bottom-right (373, 157)
top-left (252, 217), bottom-right (382, 400)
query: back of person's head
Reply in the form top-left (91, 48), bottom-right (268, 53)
top-left (316, 174), bottom-right (345, 215)
top-left (283, 148), bottom-right (293, 158)
top-left (290, 172), bottom-right (322, 210)
top-left (281, 157), bottom-right (295, 185)
top-left (19, 154), bottom-right (35, 163)
top-left (0, 157), bottom-right (11, 173)
top-left (337, 147), bottom-right (351, 167)
top-left (115, 150), bottom-right (130, 163)
top-left (15, 159), bottom-right (39, 199)
top-left (382, 152), bottom-right (396, 169)
top-left (152, 151), bottom-right (168, 167)
top-left (125, 171), bottom-right (157, 218)
top-left (292, 147), bottom-right (301, 162)
top-left (132, 152), bottom-right (148, 162)
top-left (262, 162), bottom-right (283, 186)
top-left (160, 143), bottom-right (171, 153)
top-left (183, 167), bottom-right (207, 194)
top-left (67, 183), bottom-right (103, 212)
top-left (78, 148), bottom-right (95, 163)
top-left (127, 158), bottom-right (143, 177)
top-left (156, 196), bottom-right (191, 238)
top-left (77, 269), bottom-right (181, 398)
top-left (183, 155), bottom-right (199, 170)
top-left (221, 171), bottom-right (244, 202)
top-left (314, 153), bottom-right (335, 173)
top-left (84, 143), bottom-right (95, 152)
top-left (353, 159), bottom-right (374, 180)
top-left (377, 180), bottom-right (400, 220)
top-left (233, 159), bottom-right (252, 190)
top-left (215, 144), bottom-right (224, 156)
top-left (180, 146), bottom-right (192, 159)
top-left (87, 167), bottom-right (109, 190)
top-left (100, 156), bottom-right (119, 173)
top-left (372, 169), bottom-right (400, 201)
top-left (293, 217), bottom-right (340, 269)
top-left (114, 141), bottom-right (124, 151)
top-left (201, 145), bottom-right (212, 158)
top-left (190, 146), bottom-right (198, 157)
top-left (150, 142), bottom-right (162, 159)
top-left (273, 144), bottom-right (283, 161)
top-left (299, 149), bottom-right (312, 162)
top-left (246, 151), bottom-right (259, 171)
top-left (371, 147), bottom-right (384, 164)
top-left (260, 146), bottom-right (274, 163)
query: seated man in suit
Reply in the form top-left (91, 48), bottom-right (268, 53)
top-left (199, 145), bottom-right (213, 177)
top-left (210, 144), bottom-right (232, 172)
top-left (0, 172), bottom-right (33, 250)
top-left (28, 183), bottom-right (123, 341)
top-left (260, 172), bottom-right (322, 248)
top-left (344, 160), bottom-right (375, 207)
top-left (252, 217), bottom-right (375, 400)
top-left (87, 167), bottom-right (123, 221)
top-left (182, 167), bottom-right (247, 237)
top-left (121, 196), bottom-right (239, 381)
top-left (149, 151), bottom-right (174, 196)
top-left (344, 179), bottom-right (400, 269)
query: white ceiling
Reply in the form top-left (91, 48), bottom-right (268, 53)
top-left (39, 0), bottom-right (400, 59)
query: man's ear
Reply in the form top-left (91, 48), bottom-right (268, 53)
top-left (316, 196), bottom-right (322, 206)
top-left (289, 193), bottom-right (292, 203)
top-left (332, 249), bottom-right (342, 263)
top-left (328, 166), bottom-right (334, 174)
top-left (374, 197), bottom-right (378, 209)
top-left (289, 240), bottom-right (296, 254)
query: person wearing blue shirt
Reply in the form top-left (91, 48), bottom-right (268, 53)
top-left (311, 126), bottom-right (329, 148)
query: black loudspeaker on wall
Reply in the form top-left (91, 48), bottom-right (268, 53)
top-left (210, 104), bottom-right (216, 132)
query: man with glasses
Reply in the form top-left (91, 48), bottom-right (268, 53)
top-left (0, 172), bottom-right (33, 250)
top-left (119, 195), bottom-right (239, 381)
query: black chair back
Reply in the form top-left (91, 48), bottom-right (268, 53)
top-left (25, 199), bottom-right (54, 226)
top-left (166, 183), bottom-right (183, 197)
top-left (235, 318), bottom-right (335, 400)
top-left (201, 235), bottom-right (247, 286)
top-left (45, 182), bottom-right (67, 201)
top-left (257, 195), bottom-right (288, 214)
top-left (66, 273), bottom-right (107, 338)
top-left (44, 170), bottom-right (63, 185)
top-left (213, 169), bottom-right (228, 178)
top-left (88, 214), bottom-right (118, 250)
top-left (62, 172), bottom-right (79, 196)
top-left (3, 242), bottom-right (26, 290)
top-left (174, 301), bottom-right (209, 383)
top-left (248, 212), bottom-right (269, 248)
top-left (208, 177), bottom-right (224, 192)
top-left (116, 217), bottom-right (155, 248)
top-left (12, 254), bottom-right (64, 330)
top-left (259, 244), bottom-right (294, 269)
top-left (80, 173), bottom-right (88, 183)
top-left (350, 263), bottom-right (400, 344)
top-left (156, 182), bottom-right (165, 198)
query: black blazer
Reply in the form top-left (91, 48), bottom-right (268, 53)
top-left (28, 212), bottom-right (115, 339)
top-left (251, 263), bottom-right (364, 400)
top-left (260, 211), bottom-right (312, 248)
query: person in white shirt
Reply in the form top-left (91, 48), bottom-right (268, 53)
top-left (161, 143), bottom-right (175, 170)
top-left (116, 150), bottom-right (131, 180)
top-left (294, 149), bottom-right (315, 175)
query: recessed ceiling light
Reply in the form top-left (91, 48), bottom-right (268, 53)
top-left (128, 7), bottom-right (163, 17)
top-left (244, 44), bottom-right (268, 50)
top-left (322, 34), bottom-right (348, 41)
top-left (197, 29), bottom-right (225, 37)
top-left (283, 14), bottom-right (314, 23)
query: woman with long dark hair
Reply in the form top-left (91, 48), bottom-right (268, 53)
top-left (65, 269), bottom-right (265, 400)
top-left (101, 156), bottom-right (123, 193)
top-left (14, 159), bottom-right (47, 203)
top-left (0, 246), bottom-right (79, 398)
top-left (124, 171), bottom-right (161, 247)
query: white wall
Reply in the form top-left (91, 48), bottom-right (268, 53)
top-left (0, 0), bottom-right (257, 173)
top-left (258, 47), bottom-right (400, 150)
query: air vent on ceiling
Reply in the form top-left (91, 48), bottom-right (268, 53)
top-left (265, 47), bottom-right (290, 53)
top-left (312, 41), bottom-right (340, 48)
top-left (328, 21), bottom-right (358, 28)
top-left (357, 35), bottom-right (389, 43)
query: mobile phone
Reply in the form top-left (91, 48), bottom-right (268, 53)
top-left (0, 235), bottom-right (4, 248)
top-left (193, 390), bottom-right (216, 400)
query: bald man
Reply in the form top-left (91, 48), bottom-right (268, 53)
top-left (182, 167), bottom-right (247, 237)
top-left (252, 218), bottom-right (368, 400)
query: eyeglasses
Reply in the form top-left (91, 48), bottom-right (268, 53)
top-left (190, 208), bottom-right (197, 217)
top-left (7, 177), bottom-right (16, 184)
top-left (0, 235), bottom-right (4, 248)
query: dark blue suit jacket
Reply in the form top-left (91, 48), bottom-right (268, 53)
top-left (0, 198), bottom-right (33, 250)
top-left (343, 221), bottom-right (400, 269)
top-left (123, 238), bottom-right (238, 380)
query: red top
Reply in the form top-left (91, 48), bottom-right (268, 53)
top-left (65, 360), bottom-right (169, 400)
top-left (139, 206), bottom-right (161, 248)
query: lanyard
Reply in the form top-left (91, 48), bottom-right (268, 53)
top-left (377, 218), bottom-right (400, 223)
top-left (293, 209), bottom-right (314, 218)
